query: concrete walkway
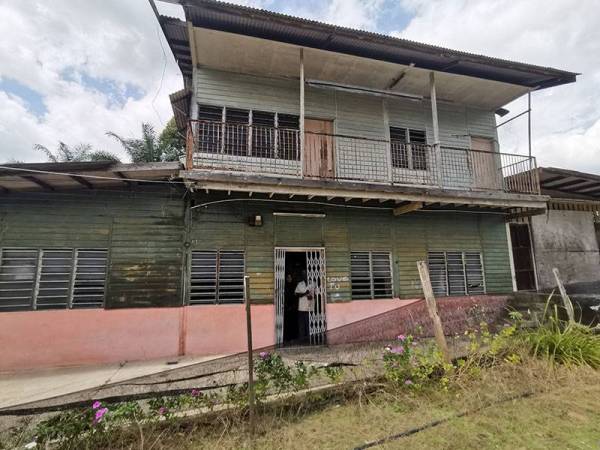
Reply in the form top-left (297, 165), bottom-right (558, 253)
top-left (0, 354), bottom-right (225, 410)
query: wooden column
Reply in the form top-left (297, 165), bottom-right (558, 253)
top-left (429, 72), bottom-right (442, 187)
top-left (299, 48), bottom-right (305, 179)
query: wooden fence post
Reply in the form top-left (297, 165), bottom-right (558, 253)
top-left (417, 261), bottom-right (451, 363)
top-left (244, 275), bottom-right (256, 434)
top-left (552, 268), bottom-right (575, 323)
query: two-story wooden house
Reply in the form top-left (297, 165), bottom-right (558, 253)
top-left (0, 0), bottom-right (577, 371)
top-left (159, 1), bottom-right (575, 345)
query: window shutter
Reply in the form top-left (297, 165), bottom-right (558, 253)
top-left (446, 252), bottom-right (466, 296)
top-left (427, 251), bottom-right (447, 296)
top-left (0, 249), bottom-right (37, 311)
top-left (217, 251), bottom-right (245, 304)
top-left (190, 251), bottom-right (218, 305)
top-left (71, 249), bottom-right (108, 308)
top-left (35, 249), bottom-right (73, 310)
top-left (465, 252), bottom-right (485, 294)
top-left (371, 252), bottom-right (392, 298)
top-left (350, 252), bottom-right (372, 299)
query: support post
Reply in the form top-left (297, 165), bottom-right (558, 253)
top-left (417, 261), bottom-right (451, 363)
top-left (552, 268), bottom-right (575, 323)
top-left (299, 48), bottom-right (305, 179)
top-left (185, 123), bottom-right (194, 170)
top-left (429, 72), bottom-right (442, 187)
top-left (244, 275), bottom-right (256, 433)
top-left (527, 92), bottom-right (532, 159)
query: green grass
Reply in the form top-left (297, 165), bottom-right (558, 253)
top-left (63, 357), bottom-right (598, 450)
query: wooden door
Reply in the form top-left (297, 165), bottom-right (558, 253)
top-left (471, 137), bottom-right (502, 190)
top-left (304, 119), bottom-right (334, 179)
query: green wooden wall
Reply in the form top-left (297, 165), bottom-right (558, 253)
top-left (0, 189), bottom-right (185, 308)
top-left (190, 199), bottom-right (513, 304)
top-left (0, 191), bottom-right (512, 309)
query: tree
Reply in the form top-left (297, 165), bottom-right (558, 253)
top-left (34, 142), bottom-right (120, 163)
top-left (158, 118), bottom-right (186, 162)
top-left (107, 119), bottom-right (185, 163)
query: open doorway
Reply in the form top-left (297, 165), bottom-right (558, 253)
top-left (274, 248), bottom-right (326, 346)
top-left (509, 223), bottom-right (537, 291)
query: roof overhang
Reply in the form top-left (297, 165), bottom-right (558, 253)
top-left (0, 162), bottom-right (183, 193)
top-left (155, 0), bottom-right (577, 110)
top-left (170, 89), bottom-right (191, 131)
top-left (539, 167), bottom-right (600, 201)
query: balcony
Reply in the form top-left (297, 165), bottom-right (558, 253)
top-left (185, 120), bottom-right (540, 196)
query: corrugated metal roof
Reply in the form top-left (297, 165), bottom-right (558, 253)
top-left (169, 88), bottom-right (191, 130)
top-left (539, 167), bottom-right (600, 199)
top-left (163, 0), bottom-right (577, 89)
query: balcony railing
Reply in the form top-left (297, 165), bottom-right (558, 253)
top-left (186, 120), bottom-right (540, 195)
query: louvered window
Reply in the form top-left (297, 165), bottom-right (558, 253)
top-left (427, 251), bottom-right (485, 297)
top-left (390, 127), bottom-right (428, 170)
top-left (72, 249), bottom-right (108, 308)
top-left (36, 249), bottom-right (73, 310)
top-left (0, 248), bottom-right (108, 311)
top-left (0, 249), bottom-right (38, 311)
top-left (350, 251), bottom-right (393, 300)
top-left (189, 250), bottom-right (245, 305)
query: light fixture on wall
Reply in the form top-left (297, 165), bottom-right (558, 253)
top-left (248, 214), bottom-right (263, 227)
top-left (273, 212), bottom-right (326, 218)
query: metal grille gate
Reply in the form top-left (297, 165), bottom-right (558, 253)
top-left (274, 248), bottom-right (327, 346)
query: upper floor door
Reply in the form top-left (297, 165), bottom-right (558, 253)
top-left (304, 119), bottom-right (334, 179)
top-left (471, 136), bottom-right (502, 191)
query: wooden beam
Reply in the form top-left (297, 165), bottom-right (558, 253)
top-left (114, 171), bottom-right (134, 186)
top-left (181, 172), bottom-right (549, 209)
top-left (326, 196), bottom-right (334, 201)
top-left (20, 175), bottom-right (54, 191)
top-left (70, 175), bottom-right (94, 189)
top-left (393, 201), bottom-right (423, 216)
top-left (299, 48), bottom-right (305, 179)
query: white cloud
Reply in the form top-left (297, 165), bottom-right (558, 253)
top-left (0, 0), bottom-right (182, 163)
top-left (394, 0), bottom-right (600, 172)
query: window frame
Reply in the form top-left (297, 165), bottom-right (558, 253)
top-left (0, 247), bottom-right (108, 312)
top-left (188, 249), bottom-right (246, 305)
top-left (196, 104), bottom-right (300, 161)
top-left (350, 251), bottom-right (394, 300)
top-left (427, 250), bottom-right (486, 297)
top-left (389, 126), bottom-right (428, 171)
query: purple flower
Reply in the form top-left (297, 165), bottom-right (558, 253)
top-left (93, 407), bottom-right (108, 424)
top-left (391, 346), bottom-right (405, 355)
top-left (92, 401), bottom-right (102, 410)
top-left (397, 334), bottom-right (407, 341)
top-left (158, 406), bottom-right (168, 416)
top-left (191, 389), bottom-right (201, 397)
top-left (259, 351), bottom-right (270, 359)
top-left (404, 379), bottom-right (413, 386)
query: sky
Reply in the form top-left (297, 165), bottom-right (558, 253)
top-left (0, 0), bottom-right (598, 171)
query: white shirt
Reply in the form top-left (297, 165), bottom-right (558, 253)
top-left (295, 280), bottom-right (314, 312)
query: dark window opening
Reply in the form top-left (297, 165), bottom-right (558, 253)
top-left (390, 127), bottom-right (428, 170)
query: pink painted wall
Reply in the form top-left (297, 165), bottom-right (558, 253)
top-left (0, 306), bottom-right (275, 372)
top-left (326, 299), bottom-right (419, 330)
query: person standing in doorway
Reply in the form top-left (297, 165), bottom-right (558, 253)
top-left (295, 269), bottom-right (314, 343)
top-left (283, 273), bottom-right (297, 342)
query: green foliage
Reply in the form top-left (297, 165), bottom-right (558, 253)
top-left (523, 305), bottom-right (600, 368)
top-left (324, 365), bottom-right (344, 384)
top-left (34, 142), bottom-right (120, 162)
top-left (254, 352), bottom-right (318, 400)
top-left (107, 118), bottom-right (185, 163)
